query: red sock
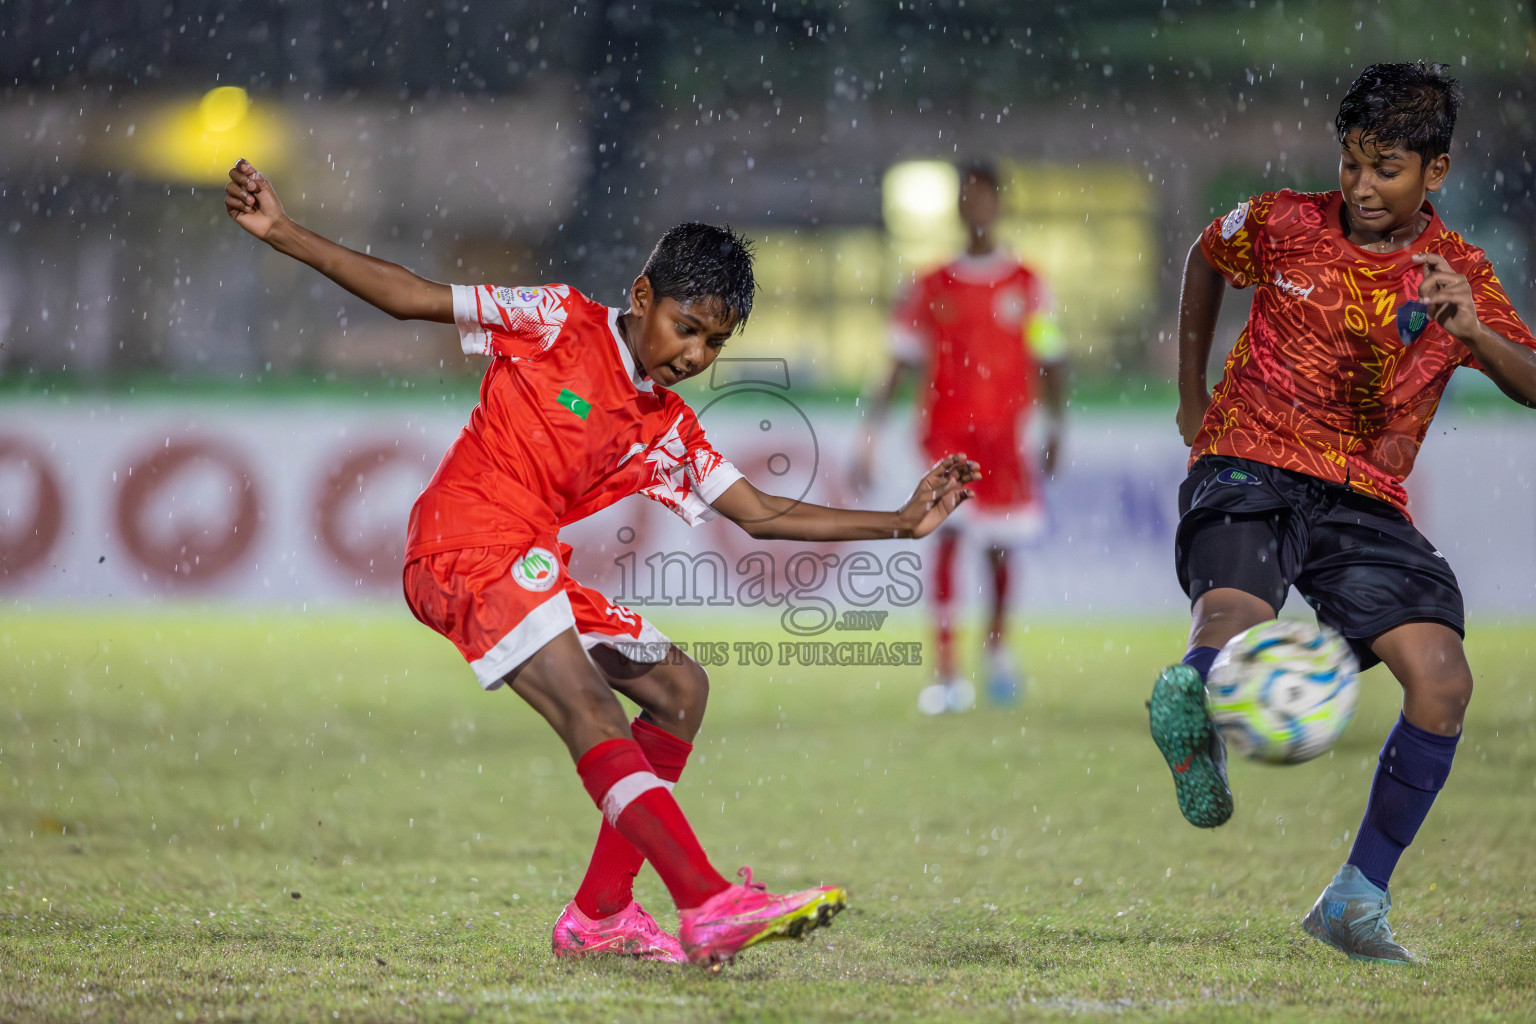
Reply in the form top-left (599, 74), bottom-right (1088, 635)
top-left (934, 531), bottom-right (959, 678)
top-left (575, 737), bottom-right (728, 911)
top-left (988, 550), bottom-right (1011, 646)
top-left (573, 720), bottom-right (693, 919)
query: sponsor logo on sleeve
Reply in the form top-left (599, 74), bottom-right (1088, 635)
top-left (512, 547), bottom-right (560, 591)
top-left (494, 286), bottom-right (549, 308)
top-left (1219, 201), bottom-right (1250, 241)
top-left (1215, 467), bottom-right (1262, 486)
top-left (488, 284), bottom-right (571, 352)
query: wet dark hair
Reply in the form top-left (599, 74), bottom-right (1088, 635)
top-left (1335, 61), bottom-right (1462, 162)
top-left (958, 160), bottom-right (1000, 190)
top-left (640, 222), bottom-right (755, 332)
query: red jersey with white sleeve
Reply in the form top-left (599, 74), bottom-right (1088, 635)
top-left (405, 283), bottom-right (743, 562)
top-left (1196, 189), bottom-right (1536, 513)
top-left (402, 283), bottom-right (744, 689)
top-left (890, 250), bottom-right (1062, 510)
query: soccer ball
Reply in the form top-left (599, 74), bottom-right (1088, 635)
top-left (1206, 619), bottom-right (1360, 764)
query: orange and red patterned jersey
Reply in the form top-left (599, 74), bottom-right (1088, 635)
top-left (890, 251), bottom-right (1063, 507)
top-left (1194, 189), bottom-right (1536, 513)
top-left (404, 284), bottom-right (742, 561)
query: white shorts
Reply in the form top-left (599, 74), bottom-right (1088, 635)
top-left (944, 500), bottom-right (1046, 549)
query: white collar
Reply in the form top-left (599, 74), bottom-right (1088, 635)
top-left (947, 249), bottom-right (1017, 284)
top-left (607, 307), bottom-right (653, 393)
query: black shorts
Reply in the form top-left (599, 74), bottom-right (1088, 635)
top-left (1174, 456), bottom-right (1464, 670)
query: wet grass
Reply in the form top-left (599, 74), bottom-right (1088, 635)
top-left (2, 610), bottom-right (1533, 1022)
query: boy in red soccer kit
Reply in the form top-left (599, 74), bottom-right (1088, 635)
top-left (859, 162), bottom-right (1067, 713)
top-left (1147, 63), bottom-right (1536, 962)
top-left (225, 161), bottom-right (980, 968)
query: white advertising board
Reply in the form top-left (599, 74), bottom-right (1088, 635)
top-left (1, 396), bottom-right (1532, 618)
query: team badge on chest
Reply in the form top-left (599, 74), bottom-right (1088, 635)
top-left (1396, 300), bottom-right (1430, 346)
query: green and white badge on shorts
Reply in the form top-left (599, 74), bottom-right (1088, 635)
top-left (512, 547), bottom-right (559, 592)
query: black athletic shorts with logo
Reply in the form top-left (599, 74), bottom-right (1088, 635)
top-left (1174, 455), bottom-right (1464, 670)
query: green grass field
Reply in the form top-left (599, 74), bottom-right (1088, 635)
top-left (3, 611), bottom-right (1533, 1023)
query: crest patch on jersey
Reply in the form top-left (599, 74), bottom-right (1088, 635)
top-left (1396, 299), bottom-right (1431, 346)
top-left (512, 547), bottom-right (559, 592)
top-left (992, 288), bottom-right (1028, 325)
top-left (1219, 201), bottom-right (1250, 241)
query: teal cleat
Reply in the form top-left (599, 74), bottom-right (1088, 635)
top-left (1302, 865), bottom-right (1416, 963)
top-left (1148, 665), bottom-right (1233, 828)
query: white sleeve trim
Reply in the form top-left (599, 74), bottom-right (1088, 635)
top-left (889, 324), bottom-right (926, 365)
top-left (696, 460), bottom-right (744, 505)
top-left (452, 284), bottom-right (493, 356)
top-left (679, 460), bottom-right (743, 526)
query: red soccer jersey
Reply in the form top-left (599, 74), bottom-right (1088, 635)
top-left (890, 251), bottom-right (1059, 506)
top-left (1195, 189), bottom-right (1536, 513)
top-left (404, 284), bottom-right (743, 561)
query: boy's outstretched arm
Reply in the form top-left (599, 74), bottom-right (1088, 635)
top-left (1416, 252), bottom-right (1536, 408)
top-left (224, 159), bottom-right (452, 323)
top-left (711, 454), bottom-right (980, 542)
top-left (1038, 359), bottom-right (1069, 474)
top-left (1177, 240), bottom-right (1227, 445)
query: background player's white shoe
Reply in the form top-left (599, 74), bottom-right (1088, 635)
top-left (919, 678), bottom-right (976, 715)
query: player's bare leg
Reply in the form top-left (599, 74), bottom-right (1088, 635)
top-left (508, 633), bottom-right (843, 967)
top-left (1304, 621), bottom-right (1470, 963)
top-left (1187, 587), bottom-right (1275, 653)
top-left (595, 644), bottom-right (710, 742)
top-left (555, 645), bottom-right (709, 961)
top-left (502, 630), bottom-right (637, 758)
top-left (984, 544), bottom-right (1020, 705)
top-left (592, 644), bottom-right (845, 968)
top-left (1149, 588), bottom-right (1274, 828)
top-left (504, 633), bottom-right (713, 962)
top-left (920, 529), bottom-right (972, 714)
top-left (501, 630), bottom-right (728, 904)
top-left (1371, 621), bottom-right (1473, 737)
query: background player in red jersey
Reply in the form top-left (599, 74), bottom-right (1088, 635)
top-left (1146, 62), bottom-right (1536, 962)
top-left (224, 159), bottom-right (980, 969)
top-left (857, 162), bottom-right (1067, 714)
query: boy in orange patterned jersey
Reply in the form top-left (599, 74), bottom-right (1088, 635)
top-left (1146, 62), bottom-right (1536, 962)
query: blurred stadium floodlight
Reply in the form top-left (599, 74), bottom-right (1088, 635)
top-left (135, 86), bottom-right (288, 185)
top-left (882, 160), bottom-right (965, 272)
top-left (877, 156), bottom-right (1162, 369)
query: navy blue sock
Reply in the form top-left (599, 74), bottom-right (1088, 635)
top-left (1346, 714), bottom-right (1460, 891)
top-left (1182, 645), bottom-right (1220, 682)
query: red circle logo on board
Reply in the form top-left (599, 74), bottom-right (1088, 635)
top-left (315, 442), bottom-right (428, 586)
top-left (0, 436), bottom-right (65, 583)
top-left (115, 440), bottom-right (260, 585)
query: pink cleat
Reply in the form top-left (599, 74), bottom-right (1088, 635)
top-left (677, 866), bottom-right (847, 969)
top-left (550, 900), bottom-right (687, 963)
